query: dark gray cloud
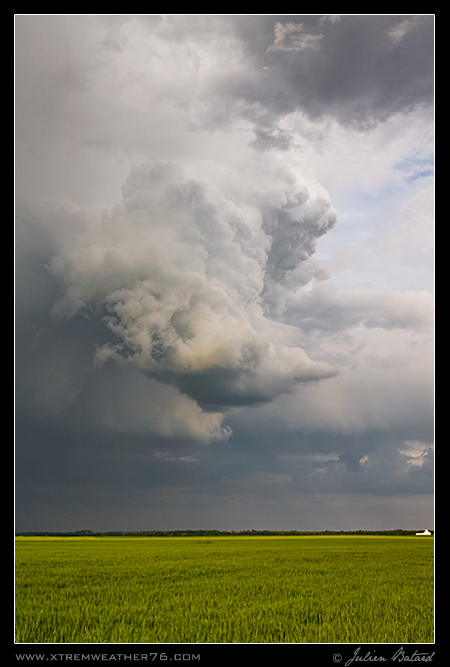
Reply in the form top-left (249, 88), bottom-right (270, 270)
top-left (291, 443), bottom-right (434, 496)
top-left (226, 15), bottom-right (434, 128)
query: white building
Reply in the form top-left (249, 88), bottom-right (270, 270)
top-left (415, 529), bottom-right (432, 536)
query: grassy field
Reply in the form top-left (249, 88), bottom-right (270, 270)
top-left (15, 536), bottom-right (434, 644)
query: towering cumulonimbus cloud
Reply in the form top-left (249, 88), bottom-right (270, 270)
top-left (45, 159), bottom-right (337, 411)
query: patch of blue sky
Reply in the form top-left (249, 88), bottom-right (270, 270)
top-left (313, 178), bottom-right (432, 294)
top-left (394, 154), bottom-right (434, 184)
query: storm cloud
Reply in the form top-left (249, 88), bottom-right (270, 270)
top-left (45, 159), bottom-right (337, 410)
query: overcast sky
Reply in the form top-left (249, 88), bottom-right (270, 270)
top-left (15, 15), bottom-right (434, 532)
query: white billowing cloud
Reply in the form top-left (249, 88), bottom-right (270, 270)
top-left (44, 158), bottom-right (338, 409)
top-left (265, 22), bottom-right (323, 55)
top-left (319, 16), bottom-right (341, 25)
top-left (399, 441), bottom-right (434, 467)
top-left (385, 17), bottom-right (422, 45)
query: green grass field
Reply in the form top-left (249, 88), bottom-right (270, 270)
top-left (15, 536), bottom-right (434, 644)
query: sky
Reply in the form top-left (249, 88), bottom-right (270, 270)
top-left (15, 15), bottom-right (434, 532)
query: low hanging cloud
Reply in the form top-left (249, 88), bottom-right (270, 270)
top-left (291, 442), bottom-right (434, 496)
top-left (69, 366), bottom-right (231, 443)
top-left (44, 159), bottom-right (338, 415)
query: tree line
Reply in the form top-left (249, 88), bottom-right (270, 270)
top-left (15, 528), bottom-right (425, 537)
